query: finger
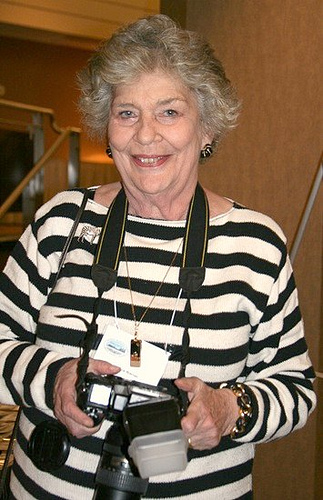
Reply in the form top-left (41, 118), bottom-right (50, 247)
top-left (175, 377), bottom-right (202, 402)
top-left (55, 404), bottom-right (96, 437)
top-left (55, 388), bottom-right (92, 425)
top-left (66, 400), bottom-right (94, 427)
top-left (175, 376), bottom-right (196, 389)
top-left (180, 400), bottom-right (203, 434)
top-left (88, 359), bottom-right (121, 375)
top-left (62, 413), bottom-right (101, 438)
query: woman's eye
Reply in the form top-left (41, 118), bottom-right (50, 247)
top-left (164, 109), bottom-right (178, 117)
top-left (119, 110), bottom-right (135, 118)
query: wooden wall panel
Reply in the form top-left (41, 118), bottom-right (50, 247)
top-left (0, 36), bottom-right (109, 164)
top-left (43, 158), bottom-right (67, 201)
top-left (186, 0), bottom-right (322, 498)
top-left (0, 0), bottom-right (159, 42)
top-left (44, 161), bottom-right (121, 202)
top-left (80, 161), bottom-right (120, 188)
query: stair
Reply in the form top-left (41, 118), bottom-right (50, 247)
top-left (0, 405), bottom-right (19, 471)
top-left (0, 223), bottom-right (24, 242)
top-left (0, 212), bottom-right (24, 243)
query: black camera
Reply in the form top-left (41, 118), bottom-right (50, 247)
top-left (77, 373), bottom-right (188, 499)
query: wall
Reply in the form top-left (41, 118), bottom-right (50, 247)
top-left (0, 36), bottom-right (110, 165)
top-left (186, 1), bottom-right (322, 498)
top-left (0, 0), bottom-right (159, 45)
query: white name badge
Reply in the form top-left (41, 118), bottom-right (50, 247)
top-left (94, 324), bottom-right (170, 386)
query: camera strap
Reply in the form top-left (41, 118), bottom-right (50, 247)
top-left (91, 187), bottom-right (129, 291)
top-left (92, 182), bottom-right (209, 291)
top-left (83, 183), bottom-right (209, 392)
top-left (177, 184), bottom-right (209, 386)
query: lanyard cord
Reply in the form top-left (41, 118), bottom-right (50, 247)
top-left (123, 237), bottom-right (183, 340)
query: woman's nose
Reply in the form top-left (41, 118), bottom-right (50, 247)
top-left (134, 115), bottom-right (161, 145)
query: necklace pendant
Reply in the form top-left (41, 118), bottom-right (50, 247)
top-left (130, 338), bottom-right (142, 367)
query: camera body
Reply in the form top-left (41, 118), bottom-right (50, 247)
top-left (77, 373), bottom-right (188, 479)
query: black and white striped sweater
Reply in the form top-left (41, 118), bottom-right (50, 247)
top-left (0, 188), bottom-right (316, 499)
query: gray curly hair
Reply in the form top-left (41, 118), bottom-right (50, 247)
top-left (78, 15), bottom-right (240, 150)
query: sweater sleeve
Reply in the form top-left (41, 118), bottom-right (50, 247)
top-left (236, 245), bottom-right (316, 443)
top-left (0, 191), bottom-right (84, 411)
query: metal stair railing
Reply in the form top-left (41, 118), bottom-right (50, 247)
top-left (290, 154), bottom-right (322, 264)
top-left (0, 98), bottom-right (81, 227)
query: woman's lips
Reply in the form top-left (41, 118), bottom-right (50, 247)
top-left (132, 155), bottom-right (169, 167)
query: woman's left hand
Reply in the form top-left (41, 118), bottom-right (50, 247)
top-left (175, 377), bottom-right (240, 450)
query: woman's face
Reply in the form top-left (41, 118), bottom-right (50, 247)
top-left (107, 70), bottom-right (211, 203)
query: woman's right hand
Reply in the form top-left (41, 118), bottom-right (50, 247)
top-left (53, 358), bottom-right (120, 438)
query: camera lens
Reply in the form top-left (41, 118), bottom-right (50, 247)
top-left (94, 422), bottom-right (148, 500)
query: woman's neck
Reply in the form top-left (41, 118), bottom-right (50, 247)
top-left (124, 181), bottom-right (198, 221)
top-left (94, 182), bottom-right (233, 221)
top-left (127, 194), bottom-right (192, 221)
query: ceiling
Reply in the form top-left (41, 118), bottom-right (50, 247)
top-left (0, 0), bottom-right (160, 50)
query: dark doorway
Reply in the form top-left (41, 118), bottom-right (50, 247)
top-left (0, 129), bottom-right (33, 211)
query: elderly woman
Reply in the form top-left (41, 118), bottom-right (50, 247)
top-left (0, 14), bottom-right (316, 500)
